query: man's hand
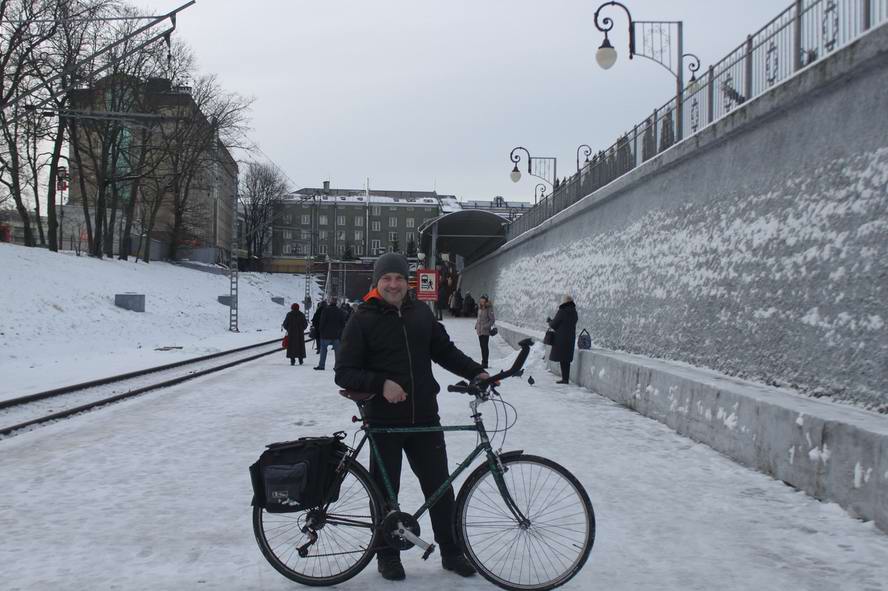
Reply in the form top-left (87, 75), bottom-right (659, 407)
top-left (383, 379), bottom-right (408, 403)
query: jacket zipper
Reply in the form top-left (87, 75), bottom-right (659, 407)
top-left (398, 309), bottom-right (416, 424)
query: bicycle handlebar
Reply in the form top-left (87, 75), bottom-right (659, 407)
top-left (448, 338), bottom-right (533, 395)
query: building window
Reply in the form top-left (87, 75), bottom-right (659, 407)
top-left (371, 206), bottom-right (381, 216)
top-left (354, 230), bottom-right (363, 241)
top-left (336, 230), bottom-right (346, 241)
top-left (389, 206), bottom-right (397, 211)
top-left (371, 220), bottom-right (380, 231)
top-left (406, 217), bottom-right (414, 228)
top-left (371, 239), bottom-right (381, 253)
top-left (319, 215), bottom-right (328, 225)
top-left (301, 230), bottom-right (311, 241)
top-left (405, 232), bottom-right (413, 246)
top-left (337, 215), bottom-right (345, 226)
top-left (295, 243), bottom-right (303, 255)
top-left (336, 244), bottom-right (345, 255)
top-left (389, 217), bottom-right (397, 227)
top-left (319, 230), bottom-right (328, 240)
top-left (318, 244), bottom-right (328, 255)
top-left (284, 214), bottom-right (292, 224)
top-left (354, 216), bottom-right (363, 225)
top-left (355, 244), bottom-right (363, 255)
top-left (284, 230), bottom-right (293, 240)
top-left (388, 231), bottom-right (398, 243)
top-left (301, 215), bottom-right (310, 225)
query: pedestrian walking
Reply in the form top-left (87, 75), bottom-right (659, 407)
top-left (474, 296), bottom-right (495, 369)
top-left (314, 297), bottom-right (346, 370)
top-left (282, 303), bottom-right (307, 365)
top-left (462, 292), bottom-right (476, 318)
top-left (449, 288), bottom-right (463, 318)
top-left (311, 300), bottom-right (326, 353)
top-left (436, 277), bottom-right (448, 321)
top-left (335, 253), bottom-right (488, 581)
top-left (548, 295), bottom-right (578, 384)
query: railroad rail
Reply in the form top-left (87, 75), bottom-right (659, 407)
top-left (0, 335), bottom-right (307, 438)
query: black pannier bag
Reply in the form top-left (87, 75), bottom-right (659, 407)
top-left (250, 435), bottom-right (346, 513)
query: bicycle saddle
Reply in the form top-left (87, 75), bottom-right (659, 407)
top-left (339, 389), bottom-right (376, 402)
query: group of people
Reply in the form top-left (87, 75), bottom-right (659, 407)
top-left (278, 253), bottom-right (580, 582)
top-left (281, 297), bottom-right (356, 368)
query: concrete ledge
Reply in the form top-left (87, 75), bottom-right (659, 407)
top-left (271, 297), bottom-right (285, 306)
top-left (496, 322), bottom-right (888, 534)
top-left (114, 293), bottom-right (145, 313)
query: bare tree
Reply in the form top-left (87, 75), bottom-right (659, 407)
top-left (158, 73), bottom-right (251, 260)
top-left (0, 0), bottom-right (60, 246)
top-left (239, 160), bottom-right (288, 262)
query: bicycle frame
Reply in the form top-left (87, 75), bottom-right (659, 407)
top-left (342, 397), bottom-right (530, 527)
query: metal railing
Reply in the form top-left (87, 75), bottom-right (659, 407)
top-left (506, 0), bottom-right (887, 240)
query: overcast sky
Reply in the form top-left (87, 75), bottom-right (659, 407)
top-left (136, 0), bottom-right (784, 202)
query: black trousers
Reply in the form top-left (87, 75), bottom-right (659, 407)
top-left (560, 360), bottom-right (571, 381)
top-left (369, 426), bottom-right (459, 559)
top-left (478, 335), bottom-right (490, 368)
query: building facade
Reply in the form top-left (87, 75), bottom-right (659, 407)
top-left (271, 182), bottom-right (456, 262)
top-left (66, 76), bottom-right (238, 263)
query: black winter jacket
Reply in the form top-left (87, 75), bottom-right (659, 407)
top-left (548, 301), bottom-right (578, 363)
top-left (319, 305), bottom-right (346, 340)
top-left (334, 295), bottom-right (484, 425)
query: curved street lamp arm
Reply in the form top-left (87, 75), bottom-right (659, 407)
top-left (593, 1), bottom-right (635, 58)
top-left (683, 52), bottom-right (701, 76)
top-left (534, 183), bottom-right (547, 203)
top-left (576, 144), bottom-right (593, 172)
top-left (510, 146), bottom-right (532, 172)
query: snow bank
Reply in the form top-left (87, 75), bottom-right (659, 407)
top-left (0, 243), bottom-right (321, 398)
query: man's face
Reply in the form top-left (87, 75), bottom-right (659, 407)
top-left (378, 272), bottom-right (408, 307)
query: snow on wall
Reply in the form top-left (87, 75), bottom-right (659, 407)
top-left (462, 29), bottom-right (888, 411)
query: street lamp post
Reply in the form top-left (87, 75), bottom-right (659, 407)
top-left (593, 1), bottom-right (701, 141)
top-left (576, 144), bottom-right (593, 172)
top-left (509, 146), bottom-right (557, 188)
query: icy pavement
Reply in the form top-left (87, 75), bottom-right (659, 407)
top-left (1, 318), bottom-right (886, 590)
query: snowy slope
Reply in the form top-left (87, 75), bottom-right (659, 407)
top-left (0, 243), bottom-right (322, 398)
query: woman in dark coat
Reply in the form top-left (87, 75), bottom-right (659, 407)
top-left (282, 303), bottom-right (308, 365)
top-left (548, 295), bottom-right (578, 384)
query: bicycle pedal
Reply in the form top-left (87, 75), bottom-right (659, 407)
top-left (421, 544), bottom-right (436, 560)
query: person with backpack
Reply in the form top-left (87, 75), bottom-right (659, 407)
top-left (547, 294), bottom-right (578, 384)
top-left (334, 253), bottom-right (488, 581)
top-left (314, 297), bottom-right (346, 370)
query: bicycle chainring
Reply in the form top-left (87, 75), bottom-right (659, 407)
top-left (380, 511), bottom-right (421, 551)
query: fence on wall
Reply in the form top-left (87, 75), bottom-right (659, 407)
top-left (506, 0), bottom-right (888, 240)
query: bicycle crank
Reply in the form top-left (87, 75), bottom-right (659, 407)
top-left (381, 511), bottom-right (436, 559)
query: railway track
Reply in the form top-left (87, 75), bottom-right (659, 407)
top-left (0, 336), bottom-right (304, 439)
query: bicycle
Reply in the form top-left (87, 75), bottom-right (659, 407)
top-left (253, 338), bottom-right (595, 590)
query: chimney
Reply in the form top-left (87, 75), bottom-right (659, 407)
top-left (323, 180), bottom-right (330, 193)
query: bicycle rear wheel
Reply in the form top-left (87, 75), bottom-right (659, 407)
top-left (253, 459), bottom-right (382, 586)
top-left (455, 453), bottom-right (595, 591)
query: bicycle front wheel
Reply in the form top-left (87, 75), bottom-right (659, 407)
top-left (253, 459), bottom-right (383, 586)
top-left (455, 454), bottom-right (595, 591)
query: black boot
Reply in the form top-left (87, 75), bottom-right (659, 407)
top-left (441, 553), bottom-right (476, 577)
top-left (290, 358), bottom-right (295, 366)
top-left (377, 556), bottom-right (406, 581)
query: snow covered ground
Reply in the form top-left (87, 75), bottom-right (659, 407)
top-left (1, 318), bottom-right (886, 590)
top-left (0, 243), bottom-right (320, 400)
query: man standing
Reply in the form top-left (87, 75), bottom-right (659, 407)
top-left (314, 296), bottom-right (345, 370)
top-left (335, 253), bottom-right (485, 581)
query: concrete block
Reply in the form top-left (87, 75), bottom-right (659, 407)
top-left (114, 293), bottom-right (145, 313)
top-left (271, 297), bottom-right (285, 305)
top-left (496, 322), bottom-right (888, 534)
top-left (218, 295), bottom-right (233, 306)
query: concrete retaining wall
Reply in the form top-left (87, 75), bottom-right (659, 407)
top-left (462, 23), bottom-right (888, 411)
top-left (496, 322), bottom-right (888, 533)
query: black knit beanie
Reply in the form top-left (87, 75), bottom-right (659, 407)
top-left (373, 253), bottom-right (410, 286)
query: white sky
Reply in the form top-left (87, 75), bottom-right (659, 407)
top-left (135, 0), bottom-right (785, 201)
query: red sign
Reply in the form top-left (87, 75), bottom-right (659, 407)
top-left (416, 269), bottom-right (438, 301)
